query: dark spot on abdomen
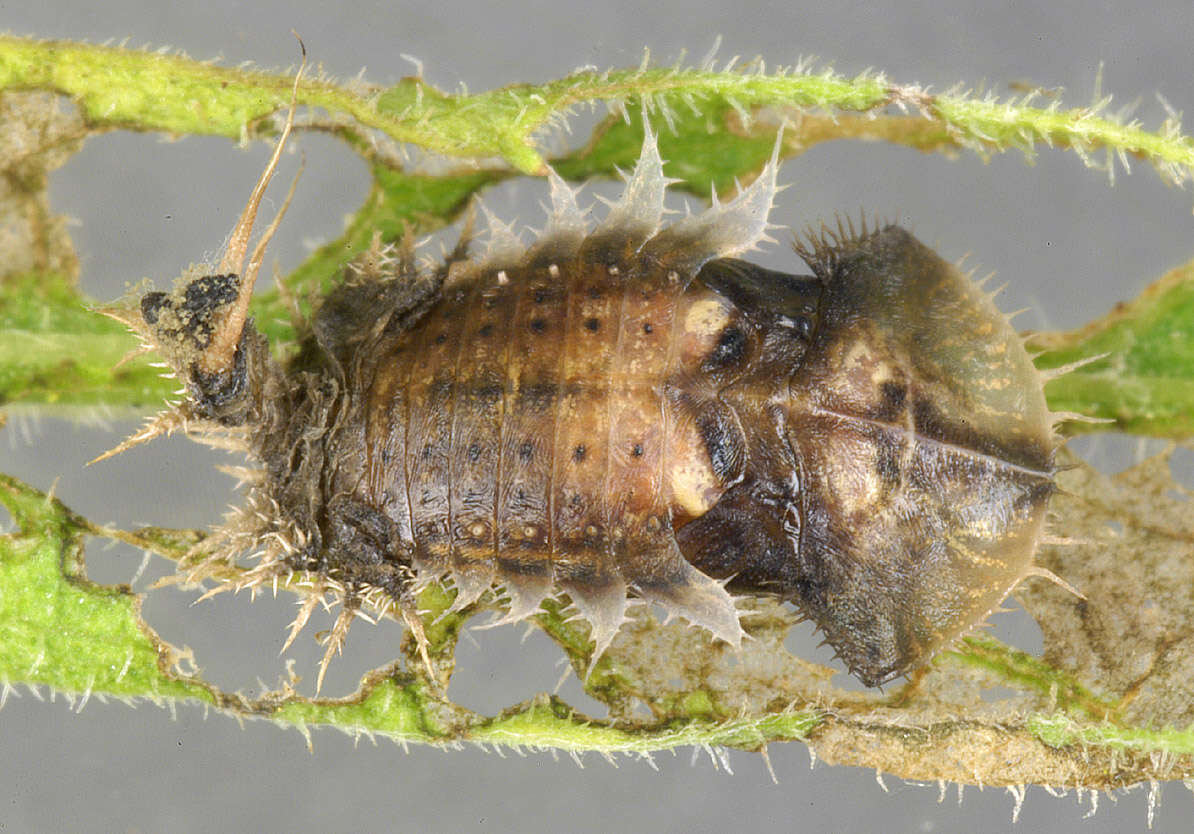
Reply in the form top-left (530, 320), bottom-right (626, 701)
top-left (519, 381), bottom-right (557, 412)
top-left (496, 557), bottom-right (550, 577)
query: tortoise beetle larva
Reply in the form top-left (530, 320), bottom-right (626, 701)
top-left (100, 56), bottom-right (1074, 689)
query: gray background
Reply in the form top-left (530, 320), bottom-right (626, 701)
top-left (3, 0), bottom-right (1193, 831)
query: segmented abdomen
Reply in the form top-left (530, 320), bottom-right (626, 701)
top-left (361, 250), bottom-right (742, 653)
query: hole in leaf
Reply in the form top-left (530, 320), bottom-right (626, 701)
top-left (448, 617), bottom-right (609, 719)
top-left (992, 597), bottom-right (1045, 658)
top-left (142, 579), bottom-right (409, 700)
top-left (1169, 445), bottom-right (1194, 491)
top-left (54, 132), bottom-right (368, 303)
top-left (1067, 433), bottom-right (1171, 476)
top-left (82, 538), bottom-right (157, 588)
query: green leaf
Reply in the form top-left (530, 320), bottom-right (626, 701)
top-left (0, 473), bottom-right (210, 704)
top-left (1030, 257), bottom-right (1194, 437)
top-left (0, 271), bottom-right (169, 409)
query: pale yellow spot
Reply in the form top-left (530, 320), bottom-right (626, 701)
top-left (824, 438), bottom-right (883, 517)
top-left (961, 516), bottom-right (997, 542)
top-left (843, 340), bottom-right (874, 370)
top-left (670, 456), bottom-right (720, 517)
top-left (684, 298), bottom-right (731, 337)
top-left (869, 361), bottom-right (895, 387)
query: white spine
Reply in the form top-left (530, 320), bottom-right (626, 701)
top-left (640, 129), bottom-right (783, 270)
top-left (591, 119), bottom-right (669, 246)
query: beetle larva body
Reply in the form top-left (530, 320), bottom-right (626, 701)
top-left (113, 115), bottom-right (1061, 687)
top-left (356, 257), bottom-right (782, 656)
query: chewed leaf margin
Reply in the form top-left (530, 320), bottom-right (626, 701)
top-left (0, 471), bottom-right (824, 752)
top-left (4, 464), bottom-right (1194, 791)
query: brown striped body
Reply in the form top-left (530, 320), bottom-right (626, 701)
top-left (351, 250), bottom-right (768, 644)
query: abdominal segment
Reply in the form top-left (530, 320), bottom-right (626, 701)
top-left (360, 255), bottom-right (751, 657)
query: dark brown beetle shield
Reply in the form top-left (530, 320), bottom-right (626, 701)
top-left (103, 82), bottom-right (1065, 689)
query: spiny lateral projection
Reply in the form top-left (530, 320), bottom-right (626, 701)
top-left (102, 80), bottom-right (1071, 690)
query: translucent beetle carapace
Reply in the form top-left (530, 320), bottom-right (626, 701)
top-left (102, 72), bottom-right (1067, 689)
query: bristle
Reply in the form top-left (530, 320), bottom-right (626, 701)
top-left (1049, 410), bottom-right (1113, 428)
top-left (590, 117), bottom-right (669, 248)
top-left (640, 128), bottom-right (783, 270)
top-left (634, 560), bottom-right (744, 650)
top-left (316, 600), bottom-right (357, 694)
top-left (234, 558), bottom-right (286, 596)
top-left (241, 154), bottom-right (304, 297)
top-left (479, 203), bottom-right (524, 268)
top-left (527, 168), bottom-right (587, 262)
top-left (986, 282), bottom-right (1010, 302)
top-left (476, 578), bottom-right (552, 629)
top-left (394, 227), bottom-right (417, 274)
top-left (1023, 565), bottom-right (1085, 599)
top-left (445, 203), bottom-right (479, 270)
top-left (112, 343), bottom-right (154, 369)
top-left (214, 464), bottom-right (264, 488)
top-left (87, 406), bottom-right (188, 465)
top-left (202, 37), bottom-right (306, 377)
top-left (399, 606), bottom-right (436, 681)
top-left (563, 577), bottom-right (629, 667)
top-left (191, 582), bottom-right (234, 605)
top-left (973, 270), bottom-right (997, 289)
top-left (1037, 353), bottom-right (1110, 383)
top-left (792, 214), bottom-right (882, 279)
top-left (446, 566), bottom-right (494, 614)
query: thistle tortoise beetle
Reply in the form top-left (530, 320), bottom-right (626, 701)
top-left (102, 59), bottom-right (1072, 690)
